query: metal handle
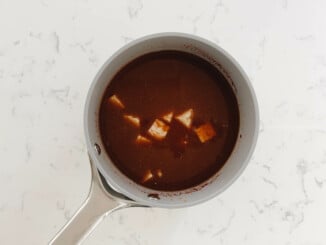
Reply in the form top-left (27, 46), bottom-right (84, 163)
top-left (49, 158), bottom-right (132, 245)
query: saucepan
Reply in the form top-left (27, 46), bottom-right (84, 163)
top-left (49, 32), bottom-right (259, 244)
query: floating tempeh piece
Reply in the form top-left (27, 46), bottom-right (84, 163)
top-left (123, 114), bottom-right (140, 127)
top-left (161, 112), bottom-right (174, 123)
top-left (175, 109), bottom-right (194, 128)
top-left (147, 119), bottom-right (169, 140)
top-left (108, 94), bottom-right (125, 109)
top-left (142, 170), bottom-right (153, 183)
top-left (135, 134), bottom-right (151, 145)
top-left (194, 122), bottom-right (216, 143)
top-left (156, 169), bottom-right (163, 178)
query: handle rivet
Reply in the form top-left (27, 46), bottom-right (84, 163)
top-left (94, 143), bottom-right (101, 155)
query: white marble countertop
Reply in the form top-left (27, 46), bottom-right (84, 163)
top-left (1, 0), bottom-right (326, 244)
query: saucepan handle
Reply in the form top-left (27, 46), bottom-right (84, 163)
top-left (49, 159), bottom-right (131, 245)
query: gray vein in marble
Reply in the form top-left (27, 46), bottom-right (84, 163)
top-left (26, 142), bottom-right (32, 162)
top-left (121, 36), bottom-right (134, 44)
top-left (11, 106), bottom-right (16, 116)
top-left (88, 50), bottom-right (98, 64)
top-left (52, 32), bottom-right (60, 53)
top-left (250, 200), bottom-right (264, 214)
top-left (41, 0), bottom-right (48, 7)
top-left (106, 235), bottom-right (116, 241)
top-left (197, 224), bottom-right (214, 235)
top-left (11, 71), bottom-right (24, 83)
top-left (64, 210), bottom-right (71, 221)
top-left (314, 177), bottom-right (325, 188)
top-left (45, 59), bottom-right (56, 72)
top-left (295, 199), bottom-right (310, 210)
top-left (261, 177), bottom-right (278, 189)
top-left (256, 36), bottom-right (266, 70)
top-left (29, 32), bottom-right (42, 40)
top-left (308, 77), bottom-right (326, 96)
top-left (84, 39), bottom-right (94, 46)
top-left (121, 233), bottom-right (143, 245)
top-left (291, 212), bottom-right (304, 233)
top-left (212, 210), bottom-right (235, 237)
top-left (259, 36), bottom-right (266, 49)
top-left (262, 164), bottom-right (271, 172)
top-left (283, 210), bottom-right (305, 233)
top-left (217, 198), bottom-right (224, 205)
top-left (13, 40), bottom-right (20, 46)
top-left (127, 0), bottom-right (143, 19)
top-left (250, 213), bottom-right (256, 222)
top-left (264, 200), bottom-right (278, 208)
top-left (56, 200), bottom-right (65, 210)
top-left (283, 210), bottom-right (295, 222)
top-left (70, 39), bottom-right (93, 53)
top-left (296, 159), bottom-right (309, 201)
top-left (275, 101), bottom-right (288, 109)
top-left (72, 43), bottom-right (86, 52)
top-left (276, 142), bottom-right (286, 150)
top-left (21, 192), bottom-right (26, 212)
top-left (14, 91), bottom-right (31, 99)
top-left (118, 213), bottom-right (124, 225)
top-left (282, 0), bottom-right (288, 9)
top-left (71, 91), bottom-right (79, 100)
top-left (314, 55), bottom-right (326, 67)
top-left (49, 86), bottom-right (70, 103)
top-left (190, 14), bottom-right (203, 34)
top-left (130, 233), bottom-right (142, 245)
top-left (49, 162), bottom-right (57, 170)
top-left (295, 35), bottom-right (314, 41)
top-left (69, 40), bottom-right (97, 64)
top-left (210, 0), bottom-right (225, 24)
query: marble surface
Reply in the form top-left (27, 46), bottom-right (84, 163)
top-left (1, 0), bottom-right (326, 244)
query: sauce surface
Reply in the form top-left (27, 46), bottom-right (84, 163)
top-left (99, 51), bottom-right (239, 191)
